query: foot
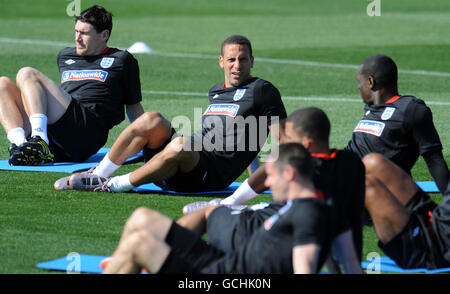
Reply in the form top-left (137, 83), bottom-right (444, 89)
top-left (11, 136), bottom-right (54, 166)
top-left (69, 168), bottom-right (111, 192)
top-left (54, 176), bottom-right (72, 191)
top-left (182, 198), bottom-right (223, 215)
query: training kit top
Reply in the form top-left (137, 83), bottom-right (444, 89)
top-left (57, 47), bottom-right (142, 129)
top-left (345, 95), bottom-right (443, 174)
top-left (191, 77), bottom-right (287, 187)
top-left (207, 149), bottom-right (365, 260)
top-left (202, 197), bottom-right (332, 274)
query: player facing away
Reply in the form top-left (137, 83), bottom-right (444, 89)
top-left (56, 35), bottom-right (287, 193)
top-left (103, 143), bottom-right (344, 274)
top-left (0, 5), bottom-right (144, 166)
top-left (346, 54), bottom-right (449, 194)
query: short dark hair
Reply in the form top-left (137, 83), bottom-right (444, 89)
top-left (360, 54), bottom-right (398, 90)
top-left (275, 143), bottom-right (315, 180)
top-left (221, 35), bottom-right (253, 57)
top-left (286, 107), bottom-right (330, 144)
top-left (76, 5), bottom-right (113, 37)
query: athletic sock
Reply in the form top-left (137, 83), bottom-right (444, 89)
top-left (93, 153), bottom-right (121, 178)
top-left (107, 173), bottom-right (135, 193)
top-left (7, 127), bottom-right (27, 146)
top-left (29, 113), bottom-right (49, 144)
top-left (220, 178), bottom-right (258, 205)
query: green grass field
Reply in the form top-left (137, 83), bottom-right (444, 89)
top-left (0, 0), bottom-right (449, 274)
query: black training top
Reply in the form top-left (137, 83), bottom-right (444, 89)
top-left (208, 149), bottom-right (365, 260)
top-left (432, 181), bottom-right (450, 265)
top-left (57, 47), bottom-right (142, 129)
top-left (345, 95), bottom-right (442, 174)
top-left (201, 197), bottom-right (332, 274)
top-left (191, 77), bottom-right (287, 187)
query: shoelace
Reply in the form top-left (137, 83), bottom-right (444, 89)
top-left (93, 181), bottom-right (111, 192)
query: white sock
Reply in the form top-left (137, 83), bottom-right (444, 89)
top-left (221, 178), bottom-right (258, 205)
top-left (93, 153), bottom-right (121, 178)
top-left (107, 173), bottom-right (135, 193)
top-left (29, 114), bottom-right (49, 144)
top-left (7, 127), bottom-right (27, 146)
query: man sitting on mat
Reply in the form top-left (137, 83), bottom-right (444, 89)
top-left (55, 35), bottom-right (287, 193)
top-left (0, 5), bottom-right (144, 166)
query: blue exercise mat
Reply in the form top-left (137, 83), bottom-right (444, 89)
top-left (0, 148), bottom-right (143, 173)
top-left (133, 181), bottom-right (438, 195)
top-left (416, 181), bottom-right (439, 193)
top-left (38, 254), bottom-right (450, 274)
top-left (361, 256), bottom-right (450, 274)
top-left (133, 181), bottom-right (272, 195)
top-left (37, 254), bottom-right (108, 274)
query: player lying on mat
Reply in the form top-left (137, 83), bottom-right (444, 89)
top-left (102, 143), bottom-right (362, 274)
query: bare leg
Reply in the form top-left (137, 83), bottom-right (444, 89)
top-left (107, 111), bottom-right (174, 165)
top-left (248, 165), bottom-right (268, 193)
top-left (362, 153), bottom-right (419, 206)
top-left (365, 174), bottom-right (410, 244)
top-left (103, 229), bottom-right (171, 274)
top-left (104, 207), bottom-right (173, 274)
top-left (0, 77), bottom-right (30, 134)
top-left (177, 205), bottom-right (219, 235)
top-left (129, 137), bottom-right (200, 187)
top-left (15, 67), bottom-right (71, 124)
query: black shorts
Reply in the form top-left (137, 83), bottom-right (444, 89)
top-left (47, 99), bottom-right (109, 162)
top-left (207, 203), bottom-right (283, 252)
top-left (158, 222), bottom-right (224, 274)
top-left (379, 189), bottom-right (448, 269)
top-left (143, 133), bottom-right (230, 192)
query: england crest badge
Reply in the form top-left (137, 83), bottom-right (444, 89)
top-left (100, 57), bottom-right (115, 69)
top-left (233, 89), bottom-right (246, 101)
top-left (381, 107), bottom-right (396, 120)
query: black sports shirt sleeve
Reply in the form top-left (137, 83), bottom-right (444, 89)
top-left (254, 81), bottom-right (287, 126)
top-left (406, 99), bottom-right (442, 154)
top-left (292, 201), bottom-right (327, 246)
top-left (122, 53), bottom-right (142, 105)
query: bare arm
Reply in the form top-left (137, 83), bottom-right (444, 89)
top-left (332, 230), bottom-right (363, 274)
top-left (292, 243), bottom-right (320, 274)
top-left (126, 102), bottom-right (144, 123)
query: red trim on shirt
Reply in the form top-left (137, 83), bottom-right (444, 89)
top-left (385, 95), bottom-right (401, 104)
top-left (311, 148), bottom-right (339, 161)
top-left (101, 47), bottom-right (110, 54)
top-left (314, 189), bottom-right (325, 200)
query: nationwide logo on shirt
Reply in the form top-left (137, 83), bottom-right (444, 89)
top-left (61, 70), bottom-right (108, 83)
top-left (353, 120), bottom-right (385, 136)
top-left (203, 104), bottom-right (240, 117)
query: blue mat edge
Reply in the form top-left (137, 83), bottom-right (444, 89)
top-left (37, 254), bottom-right (450, 274)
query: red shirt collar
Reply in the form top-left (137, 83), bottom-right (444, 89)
top-left (311, 148), bottom-right (339, 161)
top-left (385, 95), bottom-right (401, 104)
top-left (101, 47), bottom-right (110, 54)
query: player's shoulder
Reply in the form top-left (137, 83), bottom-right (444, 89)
top-left (58, 47), bottom-right (76, 58)
top-left (107, 48), bottom-right (137, 61)
top-left (396, 95), bottom-right (427, 108)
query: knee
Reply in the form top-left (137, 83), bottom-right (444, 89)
top-left (16, 67), bottom-right (39, 86)
top-left (0, 76), bottom-right (14, 92)
top-left (137, 111), bottom-right (165, 130)
top-left (362, 153), bottom-right (384, 174)
top-left (162, 137), bottom-right (189, 160)
top-left (126, 207), bottom-right (161, 231)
